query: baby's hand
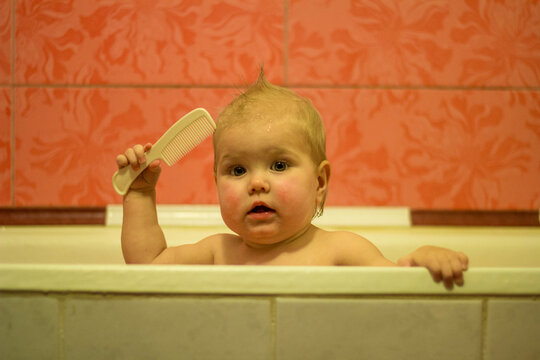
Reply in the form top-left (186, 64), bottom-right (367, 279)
top-left (116, 143), bottom-right (162, 193)
top-left (397, 246), bottom-right (469, 290)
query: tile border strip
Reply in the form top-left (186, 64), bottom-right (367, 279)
top-left (410, 209), bottom-right (540, 227)
top-left (0, 206), bottom-right (538, 226)
top-left (0, 207), bottom-right (106, 225)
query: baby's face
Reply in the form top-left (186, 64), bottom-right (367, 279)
top-left (214, 118), bottom-right (320, 246)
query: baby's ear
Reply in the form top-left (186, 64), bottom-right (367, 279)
top-left (213, 162), bottom-right (218, 183)
top-left (316, 160), bottom-right (331, 198)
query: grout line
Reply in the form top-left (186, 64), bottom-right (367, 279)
top-left (10, 0), bottom-right (15, 206)
top-left (288, 84), bottom-right (540, 92)
top-left (10, 89), bottom-right (14, 206)
top-left (1, 83), bottom-right (539, 92)
top-left (283, 0), bottom-right (288, 86)
top-left (0, 82), bottom-right (540, 92)
top-left (270, 297), bottom-right (277, 360)
top-left (8, 83), bottom-right (249, 89)
top-left (57, 296), bottom-right (66, 360)
top-left (10, 0), bottom-right (14, 85)
top-left (481, 299), bottom-right (488, 360)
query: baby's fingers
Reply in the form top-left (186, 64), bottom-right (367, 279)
top-left (437, 255), bottom-right (468, 289)
top-left (450, 256), bottom-right (465, 286)
top-left (123, 147), bottom-right (139, 170)
top-left (458, 251), bottom-right (469, 270)
top-left (425, 258), bottom-right (442, 283)
top-left (424, 257), bottom-right (456, 290)
top-left (116, 154), bottom-right (128, 169)
top-left (132, 143), bottom-right (154, 169)
top-left (133, 144), bottom-right (147, 166)
top-left (440, 259), bottom-right (456, 290)
top-left (122, 144), bottom-right (148, 170)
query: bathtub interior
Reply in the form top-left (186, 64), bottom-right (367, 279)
top-left (1, 224), bottom-right (539, 267)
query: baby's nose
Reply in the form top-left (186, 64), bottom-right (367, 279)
top-left (248, 175), bottom-right (270, 194)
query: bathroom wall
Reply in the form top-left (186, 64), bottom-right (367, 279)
top-left (1, 0), bottom-right (539, 208)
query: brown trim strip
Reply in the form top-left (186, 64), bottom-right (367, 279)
top-left (0, 207), bottom-right (106, 225)
top-left (411, 210), bottom-right (540, 227)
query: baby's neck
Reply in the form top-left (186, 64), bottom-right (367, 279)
top-left (242, 223), bottom-right (316, 250)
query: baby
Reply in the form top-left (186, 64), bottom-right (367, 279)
top-left (117, 71), bottom-right (468, 289)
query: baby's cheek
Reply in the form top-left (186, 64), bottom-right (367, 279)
top-left (275, 182), bottom-right (307, 208)
top-left (275, 183), bottom-right (292, 202)
top-left (275, 176), bottom-right (318, 211)
top-left (218, 183), bottom-right (241, 213)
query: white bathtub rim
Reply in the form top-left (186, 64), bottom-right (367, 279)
top-left (1, 265), bottom-right (538, 296)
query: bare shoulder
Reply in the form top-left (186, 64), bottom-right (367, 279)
top-left (320, 229), bottom-right (396, 266)
top-left (199, 232), bottom-right (244, 250)
top-left (198, 232), bottom-right (239, 245)
top-left (193, 232), bottom-right (243, 254)
top-left (153, 233), bottom-right (239, 265)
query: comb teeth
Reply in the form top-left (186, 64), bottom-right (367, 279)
top-left (161, 116), bottom-right (214, 166)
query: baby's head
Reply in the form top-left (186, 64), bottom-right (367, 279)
top-left (212, 71), bottom-right (331, 245)
top-left (213, 70), bottom-right (330, 217)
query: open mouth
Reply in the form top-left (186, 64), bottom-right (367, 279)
top-left (248, 203), bottom-right (275, 215)
top-left (249, 205), bottom-right (274, 213)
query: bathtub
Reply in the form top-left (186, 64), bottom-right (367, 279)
top-left (1, 206), bottom-right (539, 360)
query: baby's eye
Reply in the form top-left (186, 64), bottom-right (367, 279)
top-left (230, 166), bottom-right (246, 176)
top-left (271, 161), bottom-right (288, 172)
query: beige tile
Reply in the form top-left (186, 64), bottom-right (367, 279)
top-left (276, 298), bottom-right (482, 360)
top-left (64, 296), bottom-right (271, 360)
top-left (485, 299), bottom-right (540, 360)
top-left (0, 294), bottom-right (59, 359)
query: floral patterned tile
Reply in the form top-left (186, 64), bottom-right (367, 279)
top-left (296, 88), bottom-right (540, 209)
top-left (14, 86), bottom-right (540, 208)
top-left (0, 0), bottom-right (11, 83)
top-left (0, 88), bottom-right (10, 205)
top-left (14, 87), bottom-right (237, 205)
top-left (15, 0), bottom-right (284, 85)
top-left (288, 0), bottom-right (540, 87)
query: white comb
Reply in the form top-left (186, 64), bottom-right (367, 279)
top-left (112, 108), bottom-right (216, 196)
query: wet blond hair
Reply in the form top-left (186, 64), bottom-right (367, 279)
top-left (213, 70), bottom-right (329, 216)
top-left (214, 70), bottom-right (327, 165)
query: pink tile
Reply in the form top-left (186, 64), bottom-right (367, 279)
top-left (0, 88), bottom-right (10, 205)
top-left (288, 0), bottom-right (540, 87)
top-left (448, 0), bottom-right (540, 87)
top-left (14, 86), bottom-right (540, 208)
top-left (295, 88), bottom-right (540, 209)
top-left (15, 0), bottom-right (284, 85)
top-left (0, 0), bottom-right (10, 83)
top-left (14, 87), bottom-right (237, 205)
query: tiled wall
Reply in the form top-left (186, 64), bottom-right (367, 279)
top-left (1, 293), bottom-right (539, 359)
top-left (1, 0), bottom-right (539, 208)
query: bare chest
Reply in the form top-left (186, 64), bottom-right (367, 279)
top-left (215, 239), bottom-right (337, 266)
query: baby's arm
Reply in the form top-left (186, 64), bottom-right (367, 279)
top-left (398, 246), bottom-right (469, 289)
top-left (332, 231), bottom-right (468, 288)
top-left (117, 143), bottom-right (167, 263)
top-left (117, 143), bottom-right (216, 264)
